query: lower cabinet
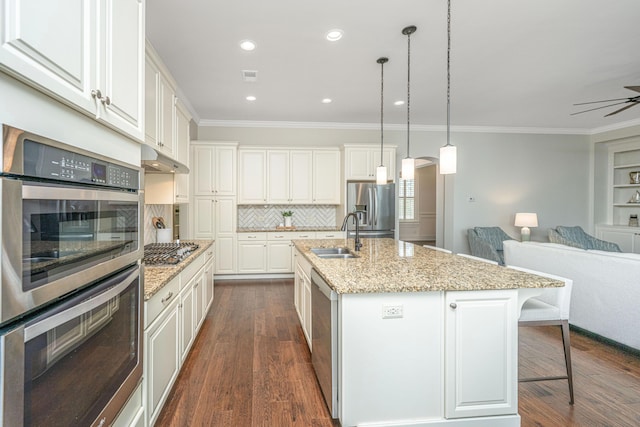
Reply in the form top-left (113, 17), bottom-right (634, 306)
top-left (445, 290), bottom-right (518, 419)
top-left (596, 224), bottom-right (640, 253)
top-left (293, 248), bottom-right (312, 348)
top-left (143, 245), bottom-right (213, 427)
top-left (237, 234), bottom-right (268, 273)
top-left (112, 383), bottom-right (145, 427)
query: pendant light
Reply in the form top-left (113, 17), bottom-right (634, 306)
top-left (401, 25), bottom-right (416, 181)
top-left (440, 0), bottom-right (457, 175)
top-left (376, 57), bottom-right (389, 185)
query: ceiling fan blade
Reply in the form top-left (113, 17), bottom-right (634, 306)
top-left (604, 102), bottom-right (640, 117)
top-left (624, 86), bottom-right (640, 93)
top-left (571, 100), bottom-right (631, 115)
top-left (573, 97), bottom-right (633, 106)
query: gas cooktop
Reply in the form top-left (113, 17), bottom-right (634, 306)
top-left (143, 242), bottom-right (199, 266)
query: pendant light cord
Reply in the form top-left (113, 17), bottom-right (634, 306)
top-left (406, 30), bottom-right (411, 157)
top-left (380, 58), bottom-right (384, 164)
top-left (446, 0), bottom-right (451, 147)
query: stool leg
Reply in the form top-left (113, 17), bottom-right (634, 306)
top-left (560, 320), bottom-right (575, 404)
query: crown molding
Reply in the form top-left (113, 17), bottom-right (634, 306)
top-left (197, 119), bottom-right (595, 135)
top-left (590, 117), bottom-right (640, 135)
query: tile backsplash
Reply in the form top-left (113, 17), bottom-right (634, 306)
top-left (144, 204), bottom-right (172, 245)
top-left (238, 205), bottom-right (337, 229)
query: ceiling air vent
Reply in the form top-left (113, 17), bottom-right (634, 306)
top-left (242, 70), bottom-right (258, 82)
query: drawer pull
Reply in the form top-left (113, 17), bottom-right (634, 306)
top-left (161, 292), bottom-right (174, 304)
top-left (449, 303), bottom-right (457, 309)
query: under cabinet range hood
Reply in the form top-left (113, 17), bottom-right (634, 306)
top-left (141, 144), bottom-right (189, 174)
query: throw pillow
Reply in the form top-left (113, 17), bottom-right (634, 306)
top-left (474, 227), bottom-right (511, 251)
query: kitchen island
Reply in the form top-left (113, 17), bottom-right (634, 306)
top-left (292, 238), bottom-right (563, 427)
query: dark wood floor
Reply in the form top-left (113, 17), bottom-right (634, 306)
top-left (156, 279), bottom-right (640, 427)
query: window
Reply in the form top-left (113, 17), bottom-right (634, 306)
top-left (399, 178), bottom-right (415, 220)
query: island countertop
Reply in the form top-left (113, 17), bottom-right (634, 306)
top-left (143, 240), bottom-right (213, 300)
top-left (292, 238), bottom-right (563, 294)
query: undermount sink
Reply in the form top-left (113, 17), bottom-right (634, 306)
top-left (311, 247), bottom-right (359, 259)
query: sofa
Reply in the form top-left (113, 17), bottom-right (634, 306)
top-left (467, 227), bottom-right (516, 265)
top-left (503, 240), bottom-right (640, 351)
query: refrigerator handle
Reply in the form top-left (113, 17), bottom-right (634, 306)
top-left (373, 187), bottom-right (378, 226)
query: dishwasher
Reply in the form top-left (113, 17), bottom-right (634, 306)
top-left (311, 269), bottom-right (339, 418)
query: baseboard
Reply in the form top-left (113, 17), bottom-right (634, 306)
top-left (569, 324), bottom-right (640, 357)
top-left (214, 273), bottom-right (294, 281)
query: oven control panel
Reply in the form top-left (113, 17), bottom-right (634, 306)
top-left (23, 140), bottom-right (140, 190)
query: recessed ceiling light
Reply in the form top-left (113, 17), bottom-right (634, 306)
top-left (246, 95), bottom-right (257, 101)
top-left (394, 100), bottom-right (405, 106)
top-left (240, 40), bottom-right (256, 51)
top-left (326, 29), bottom-right (343, 42)
top-left (322, 98), bottom-right (332, 104)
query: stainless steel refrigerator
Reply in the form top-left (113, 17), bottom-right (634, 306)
top-left (345, 182), bottom-right (395, 238)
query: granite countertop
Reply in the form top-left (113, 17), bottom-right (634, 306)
top-left (143, 240), bottom-right (214, 300)
top-left (292, 238), bottom-right (564, 294)
top-left (237, 226), bottom-right (341, 233)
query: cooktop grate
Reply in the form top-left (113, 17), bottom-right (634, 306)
top-left (143, 242), bottom-right (199, 266)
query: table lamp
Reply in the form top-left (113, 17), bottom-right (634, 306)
top-left (515, 213), bottom-right (538, 241)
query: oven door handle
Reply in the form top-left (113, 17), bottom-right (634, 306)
top-left (22, 183), bottom-right (140, 202)
top-left (24, 267), bottom-right (139, 341)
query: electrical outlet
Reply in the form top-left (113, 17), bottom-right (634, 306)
top-left (382, 304), bottom-right (403, 319)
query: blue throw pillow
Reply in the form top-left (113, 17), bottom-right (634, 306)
top-left (474, 227), bottom-right (511, 251)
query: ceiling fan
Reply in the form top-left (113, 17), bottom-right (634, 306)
top-left (572, 86), bottom-right (640, 117)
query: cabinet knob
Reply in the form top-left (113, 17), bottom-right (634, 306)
top-left (101, 96), bottom-right (111, 106)
top-left (91, 89), bottom-right (102, 99)
top-left (449, 302), bottom-right (457, 309)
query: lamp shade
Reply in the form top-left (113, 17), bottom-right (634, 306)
top-left (376, 165), bottom-right (387, 184)
top-left (401, 157), bottom-right (415, 180)
top-left (514, 213), bottom-right (538, 228)
top-left (440, 145), bottom-right (457, 174)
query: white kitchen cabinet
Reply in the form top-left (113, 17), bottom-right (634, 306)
top-left (144, 173), bottom-right (187, 205)
top-left (0, 0), bottom-right (145, 142)
top-left (204, 251), bottom-right (215, 312)
top-left (215, 235), bottom-right (236, 275)
top-left (192, 194), bottom-right (236, 273)
top-left (193, 271), bottom-right (205, 329)
top-left (173, 100), bottom-right (191, 203)
top-left (293, 248), bottom-right (312, 348)
top-left (313, 150), bottom-right (341, 204)
top-left (345, 145), bottom-right (396, 182)
top-left (238, 149), bottom-right (267, 204)
top-left (192, 143), bottom-right (238, 196)
top-left (179, 278), bottom-right (195, 364)
top-left (145, 49), bottom-right (175, 157)
top-left (112, 383), bottom-right (144, 427)
top-left (445, 289), bottom-right (518, 419)
top-left (145, 293), bottom-right (180, 427)
top-left (193, 196), bottom-right (215, 239)
top-left (596, 224), bottom-right (640, 253)
top-left (237, 233), bottom-right (268, 273)
top-left (268, 241), bottom-right (294, 273)
top-left (267, 150), bottom-right (313, 204)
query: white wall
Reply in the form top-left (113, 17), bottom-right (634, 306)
top-left (199, 125), bottom-right (591, 253)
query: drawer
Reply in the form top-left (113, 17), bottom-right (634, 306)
top-left (145, 276), bottom-right (180, 328)
top-left (288, 231), bottom-right (316, 240)
top-left (267, 233), bottom-right (292, 241)
top-left (237, 232), bottom-right (268, 241)
top-left (315, 231), bottom-right (345, 239)
top-left (181, 253), bottom-right (206, 288)
top-left (203, 245), bottom-right (214, 262)
top-left (294, 248), bottom-right (312, 276)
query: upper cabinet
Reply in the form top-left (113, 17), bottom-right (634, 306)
top-left (345, 145), bottom-right (396, 182)
top-left (174, 101), bottom-right (191, 203)
top-left (192, 142), bottom-right (238, 196)
top-left (238, 148), bottom-right (341, 205)
top-left (145, 44), bottom-right (176, 157)
top-left (0, 0), bottom-right (145, 142)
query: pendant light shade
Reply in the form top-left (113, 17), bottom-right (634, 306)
top-left (440, 0), bottom-right (457, 175)
top-left (401, 25), bottom-right (416, 181)
top-left (376, 57), bottom-right (388, 185)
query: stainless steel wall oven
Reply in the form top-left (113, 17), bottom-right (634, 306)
top-left (0, 125), bottom-right (143, 426)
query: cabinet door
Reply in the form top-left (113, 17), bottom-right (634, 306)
top-left (204, 257), bottom-right (215, 312)
top-left (145, 299), bottom-right (180, 427)
top-left (346, 148), bottom-right (373, 179)
top-left (302, 270), bottom-right (312, 348)
top-left (193, 197), bottom-right (215, 239)
top-left (144, 56), bottom-right (159, 145)
top-left (174, 105), bottom-right (190, 203)
top-left (96, 0), bottom-right (144, 141)
top-left (193, 272), bottom-right (205, 329)
top-left (215, 146), bottom-right (238, 195)
top-left (237, 242), bottom-right (267, 273)
top-left (0, 0), bottom-right (96, 113)
top-left (445, 290), bottom-right (518, 419)
top-left (268, 241), bottom-right (293, 273)
top-left (193, 145), bottom-right (215, 195)
top-left (313, 150), bottom-right (341, 204)
top-left (238, 150), bottom-right (267, 203)
top-left (294, 261), bottom-right (303, 321)
top-left (215, 235), bottom-right (236, 274)
top-left (290, 150), bottom-right (313, 203)
top-left (179, 283), bottom-right (194, 363)
top-left (634, 233), bottom-right (640, 254)
top-left (158, 75), bottom-right (175, 156)
top-left (267, 150), bottom-right (290, 203)
top-left (215, 196), bottom-right (236, 236)
top-left (598, 228), bottom-right (634, 253)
